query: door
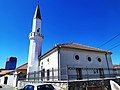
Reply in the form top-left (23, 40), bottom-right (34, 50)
top-left (4, 77), bottom-right (8, 84)
top-left (41, 69), bottom-right (45, 81)
top-left (47, 69), bottom-right (50, 80)
top-left (99, 68), bottom-right (105, 78)
top-left (76, 68), bottom-right (82, 80)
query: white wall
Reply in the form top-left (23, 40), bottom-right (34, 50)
top-left (40, 48), bottom-right (113, 80)
top-left (60, 48), bottom-right (112, 68)
top-left (40, 50), bottom-right (58, 69)
top-left (0, 75), bottom-right (17, 87)
top-left (59, 48), bottom-right (113, 79)
top-left (0, 76), bottom-right (4, 84)
top-left (7, 75), bottom-right (15, 86)
top-left (40, 50), bottom-right (59, 80)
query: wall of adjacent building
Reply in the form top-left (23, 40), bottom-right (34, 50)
top-left (0, 75), bottom-right (15, 86)
top-left (0, 76), bottom-right (4, 84)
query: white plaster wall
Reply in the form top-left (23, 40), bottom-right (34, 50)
top-left (0, 76), bottom-right (4, 84)
top-left (13, 74), bottom-right (17, 87)
top-left (40, 50), bottom-right (59, 80)
top-left (107, 53), bottom-right (113, 68)
top-left (0, 75), bottom-right (15, 86)
top-left (32, 18), bottom-right (41, 33)
top-left (60, 49), bottom-right (112, 68)
top-left (60, 48), bottom-right (113, 79)
top-left (40, 50), bottom-right (58, 69)
top-left (27, 33), bottom-right (43, 73)
top-left (7, 75), bottom-right (15, 86)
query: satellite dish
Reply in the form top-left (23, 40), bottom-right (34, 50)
top-left (110, 80), bottom-right (120, 90)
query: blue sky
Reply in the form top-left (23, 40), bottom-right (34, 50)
top-left (0, 0), bottom-right (120, 68)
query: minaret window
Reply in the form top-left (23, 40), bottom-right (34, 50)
top-left (37, 28), bottom-right (40, 32)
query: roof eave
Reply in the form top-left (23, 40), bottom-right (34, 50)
top-left (39, 46), bottom-right (59, 60)
top-left (60, 46), bottom-right (112, 54)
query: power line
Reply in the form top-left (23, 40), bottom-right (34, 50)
top-left (98, 33), bottom-right (120, 48)
top-left (107, 43), bottom-right (120, 51)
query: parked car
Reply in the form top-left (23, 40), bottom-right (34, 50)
top-left (20, 83), bottom-right (56, 90)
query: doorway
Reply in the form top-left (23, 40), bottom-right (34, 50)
top-left (47, 69), bottom-right (50, 80)
top-left (4, 77), bottom-right (8, 84)
top-left (99, 68), bottom-right (105, 78)
top-left (76, 68), bottom-right (82, 80)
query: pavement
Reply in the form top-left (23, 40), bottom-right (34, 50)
top-left (0, 84), bottom-right (16, 90)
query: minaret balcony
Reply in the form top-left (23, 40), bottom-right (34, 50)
top-left (29, 32), bottom-right (44, 39)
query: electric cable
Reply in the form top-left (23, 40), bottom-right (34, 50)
top-left (107, 43), bottom-right (120, 51)
top-left (98, 33), bottom-right (120, 48)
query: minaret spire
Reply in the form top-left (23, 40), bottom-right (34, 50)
top-left (34, 4), bottom-right (42, 19)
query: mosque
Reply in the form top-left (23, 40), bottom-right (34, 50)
top-left (27, 4), bottom-right (113, 81)
top-left (0, 4), bottom-right (117, 90)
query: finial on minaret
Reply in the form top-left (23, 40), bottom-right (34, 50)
top-left (33, 3), bottom-right (42, 19)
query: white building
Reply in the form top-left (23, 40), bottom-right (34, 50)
top-left (38, 43), bottom-right (113, 80)
top-left (27, 4), bottom-right (113, 81)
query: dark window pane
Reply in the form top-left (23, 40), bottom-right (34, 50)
top-left (24, 85), bottom-right (34, 90)
top-left (75, 55), bottom-right (79, 60)
top-left (98, 58), bottom-right (101, 62)
top-left (88, 57), bottom-right (91, 62)
top-left (37, 84), bottom-right (55, 90)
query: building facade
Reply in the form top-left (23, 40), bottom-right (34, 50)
top-left (5, 57), bottom-right (17, 70)
top-left (39, 43), bottom-right (113, 80)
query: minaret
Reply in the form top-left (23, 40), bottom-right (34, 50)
top-left (27, 5), bottom-right (43, 73)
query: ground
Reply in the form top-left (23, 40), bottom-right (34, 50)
top-left (0, 84), bottom-right (16, 90)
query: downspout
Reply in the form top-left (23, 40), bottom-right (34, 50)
top-left (105, 52), bottom-right (110, 77)
top-left (57, 46), bottom-right (60, 80)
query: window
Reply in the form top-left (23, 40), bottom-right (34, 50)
top-left (75, 55), bottom-right (79, 60)
top-left (37, 28), bottom-right (40, 32)
top-left (41, 62), bottom-right (43, 65)
top-left (37, 84), bottom-right (55, 90)
top-left (23, 85), bottom-right (34, 90)
top-left (41, 69), bottom-right (45, 78)
top-left (98, 58), bottom-right (101, 62)
top-left (47, 69), bottom-right (50, 80)
top-left (47, 58), bottom-right (49, 63)
top-left (88, 57), bottom-right (91, 62)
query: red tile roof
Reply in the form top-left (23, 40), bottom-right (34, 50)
top-left (57, 43), bottom-right (109, 52)
top-left (113, 64), bottom-right (120, 68)
top-left (0, 70), bottom-right (14, 75)
top-left (40, 42), bottom-right (112, 59)
top-left (16, 63), bottom-right (28, 70)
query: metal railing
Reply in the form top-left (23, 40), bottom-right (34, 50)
top-left (18, 67), bottom-right (120, 82)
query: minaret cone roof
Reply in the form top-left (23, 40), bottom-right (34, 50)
top-left (34, 5), bottom-right (42, 19)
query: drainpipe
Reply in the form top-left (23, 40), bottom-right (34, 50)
top-left (105, 52), bottom-right (110, 77)
top-left (57, 46), bottom-right (60, 80)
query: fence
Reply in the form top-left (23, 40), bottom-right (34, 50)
top-left (18, 67), bottom-right (120, 82)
